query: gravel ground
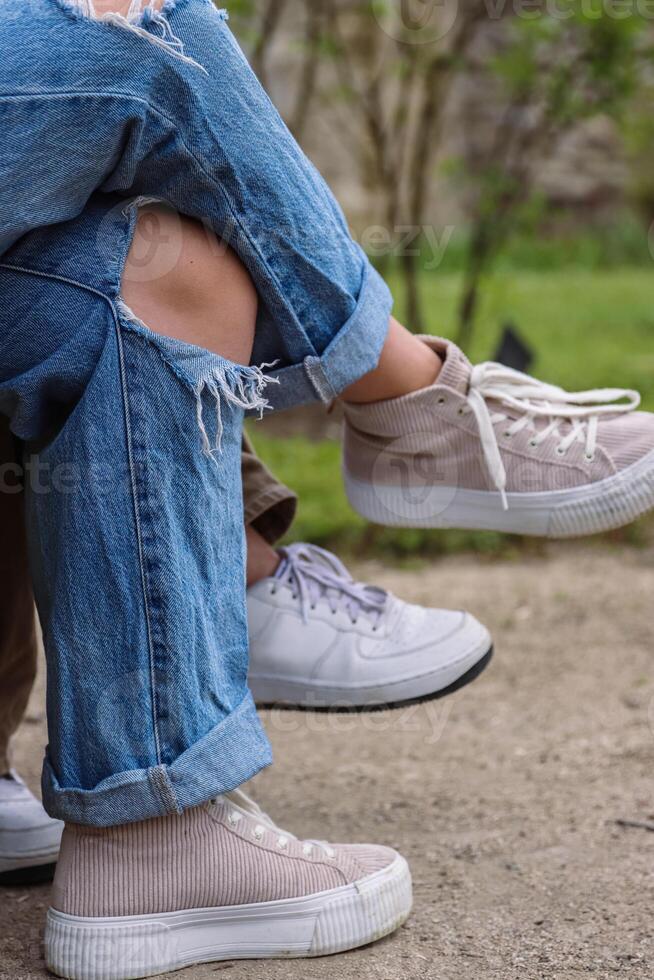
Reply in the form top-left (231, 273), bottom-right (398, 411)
top-left (2, 543), bottom-right (653, 980)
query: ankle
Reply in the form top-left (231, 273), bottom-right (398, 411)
top-left (341, 318), bottom-right (441, 405)
top-left (246, 526), bottom-right (282, 587)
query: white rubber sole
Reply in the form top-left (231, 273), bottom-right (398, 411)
top-left (45, 854), bottom-right (412, 980)
top-left (250, 624), bottom-right (492, 709)
top-left (0, 845), bottom-right (61, 875)
top-left (344, 447), bottom-right (654, 538)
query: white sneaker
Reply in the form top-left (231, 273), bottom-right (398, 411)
top-left (0, 770), bottom-right (63, 885)
top-left (247, 543), bottom-right (492, 709)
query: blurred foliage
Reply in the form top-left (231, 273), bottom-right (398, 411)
top-left (623, 75), bottom-right (654, 222)
top-left (225, 1), bottom-right (653, 349)
top-left (455, 6), bottom-right (648, 347)
top-left (387, 268), bottom-right (654, 407)
top-left (372, 213), bottom-right (653, 274)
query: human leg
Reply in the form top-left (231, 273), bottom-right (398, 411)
top-left (0, 197), bottom-right (411, 976)
top-left (121, 204), bottom-right (258, 363)
top-left (0, 419), bottom-right (37, 776)
top-left (0, 424), bottom-right (291, 889)
top-left (0, 194), bottom-right (273, 827)
top-left (240, 434), bottom-right (297, 546)
top-left (0, 419), bottom-right (63, 885)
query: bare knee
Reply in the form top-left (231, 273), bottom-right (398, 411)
top-left (121, 205), bottom-right (258, 366)
top-left (91, 0), bottom-right (165, 18)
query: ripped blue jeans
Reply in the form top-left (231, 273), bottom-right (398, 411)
top-left (0, 0), bottom-right (392, 826)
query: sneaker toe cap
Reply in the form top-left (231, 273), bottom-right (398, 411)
top-left (391, 604), bottom-right (492, 667)
top-left (334, 843), bottom-right (400, 878)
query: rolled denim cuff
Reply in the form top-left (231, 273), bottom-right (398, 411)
top-left (263, 257), bottom-right (392, 412)
top-left (41, 692), bottom-right (272, 827)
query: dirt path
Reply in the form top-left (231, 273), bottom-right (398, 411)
top-left (2, 544), bottom-right (653, 980)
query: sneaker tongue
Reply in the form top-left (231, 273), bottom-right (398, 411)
top-left (433, 339), bottom-right (472, 394)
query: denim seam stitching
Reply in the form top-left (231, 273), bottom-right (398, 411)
top-left (110, 322), bottom-right (168, 765)
top-left (303, 356), bottom-right (338, 402)
top-left (112, 311), bottom-right (164, 767)
top-left (0, 266), bottom-right (162, 763)
top-left (0, 263), bottom-right (115, 303)
top-left (148, 765), bottom-right (181, 814)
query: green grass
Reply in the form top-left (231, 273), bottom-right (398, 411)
top-left (249, 268), bottom-right (654, 560)
top-left (389, 268), bottom-right (654, 409)
top-left (382, 217), bottom-right (654, 275)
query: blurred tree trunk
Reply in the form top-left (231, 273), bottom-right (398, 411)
top-left (324, 0), bottom-right (485, 329)
top-left (250, 0), bottom-right (288, 88)
top-left (289, 3), bottom-right (326, 140)
top-left (401, 5), bottom-right (484, 330)
top-left (457, 218), bottom-right (491, 351)
top-left (455, 17), bottom-right (641, 350)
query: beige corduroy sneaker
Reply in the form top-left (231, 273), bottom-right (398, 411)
top-left (45, 789), bottom-right (412, 980)
top-left (343, 337), bottom-right (654, 537)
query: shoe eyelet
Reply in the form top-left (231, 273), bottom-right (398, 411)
top-left (556, 447), bottom-right (566, 456)
top-left (503, 432), bottom-right (512, 439)
top-left (437, 396), bottom-right (446, 404)
top-left (457, 407), bottom-right (465, 416)
top-left (529, 440), bottom-right (538, 448)
top-left (585, 453), bottom-right (595, 462)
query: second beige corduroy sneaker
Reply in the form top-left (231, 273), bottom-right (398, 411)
top-left (45, 789), bottom-right (411, 980)
top-left (343, 337), bottom-right (654, 537)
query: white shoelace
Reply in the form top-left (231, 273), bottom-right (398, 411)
top-left (273, 543), bottom-right (386, 628)
top-left (222, 788), bottom-right (336, 858)
top-left (463, 362), bottom-right (640, 510)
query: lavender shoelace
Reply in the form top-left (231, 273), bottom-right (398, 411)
top-left (273, 543), bottom-right (387, 628)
